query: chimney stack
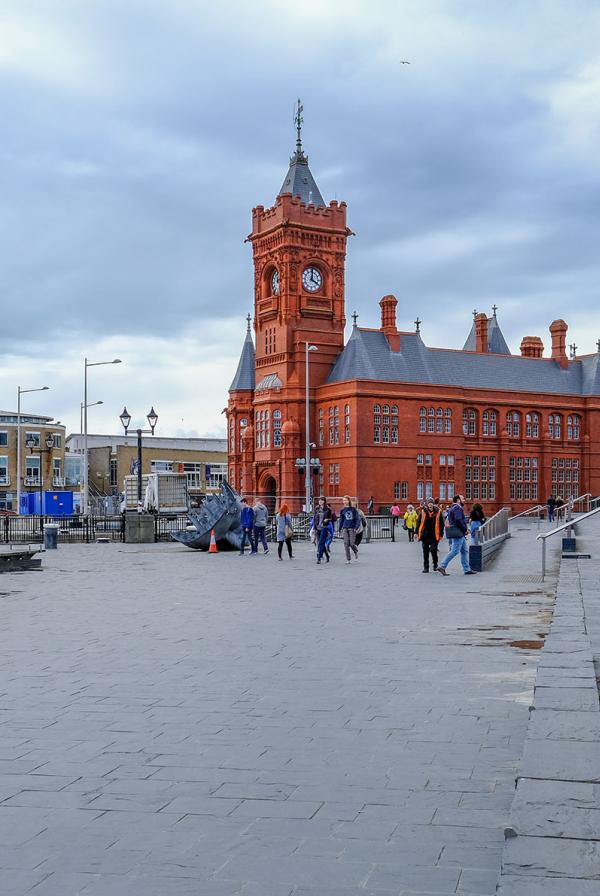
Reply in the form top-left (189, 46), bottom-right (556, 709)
top-left (379, 294), bottom-right (400, 351)
top-left (549, 320), bottom-right (568, 369)
top-left (520, 336), bottom-right (544, 359)
top-left (475, 312), bottom-right (488, 353)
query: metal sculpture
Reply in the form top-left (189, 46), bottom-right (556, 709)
top-left (171, 481), bottom-right (243, 551)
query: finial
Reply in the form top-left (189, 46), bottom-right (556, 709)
top-left (351, 310), bottom-right (358, 327)
top-left (472, 309), bottom-right (478, 321)
top-left (569, 342), bottom-right (577, 360)
top-left (597, 339), bottom-right (600, 353)
top-left (492, 304), bottom-right (498, 318)
top-left (246, 313), bottom-right (251, 333)
top-left (415, 317), bottom-right (421, 333)
top-left (294, 98), bottom-right (304, 155)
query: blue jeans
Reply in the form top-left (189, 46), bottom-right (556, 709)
top-left (317, 528), bottom-right (329, 561)
top-left (440, 535), bottom-right (470, 573)
top-left (253, 526), bottom-right (268, 553)
top-left (240, 527), bottom-right (255, 553)
top-left (470, 521), bottom-right (481, 543)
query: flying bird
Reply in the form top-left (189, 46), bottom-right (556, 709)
top-left (399, 60), bottom-right (411, 64)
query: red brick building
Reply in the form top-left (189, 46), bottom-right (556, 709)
top-left (227, 122), bottom-right (600, 513)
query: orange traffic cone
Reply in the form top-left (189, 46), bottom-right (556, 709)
top-left (208, 529), bottom-right (218, 554)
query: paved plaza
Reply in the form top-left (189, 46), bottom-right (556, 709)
top-left (0, 526), bottom-right (571, 895)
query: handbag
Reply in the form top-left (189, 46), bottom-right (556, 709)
top-left (284, 524), bottom-right (293, 539)
top-left (445, 524), bottom-right (464, 539)
top-left (402, 520), bottom-right (408, 530)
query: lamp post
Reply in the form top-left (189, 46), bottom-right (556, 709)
top-left (25, 432), bottom-right (55, 518)
top-left (305, 342), bottom-right (318, 513)
top-left (17, 385), bottom-right (49, 514)
top-left (80, 400), bottom-right (103, 439)
top-left (119, 406), bottom-right (158, 511)
top-left (84, 357), bottom-right (121, 516)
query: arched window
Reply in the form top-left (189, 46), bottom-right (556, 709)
top-left (567, 415), bottom-right (580, 440)
top-left (229, 419), bottom-right (235, 454)
top-left (506, 411), bottom-right (521, 438)
top-left (445, 408), bottom-right (452, 433)
top-left (273, 409), bottom-right (282, 447)
top-left (482, 410), bottom-right (497, 437)
top-left (463, 408), bottom-right (477, 436)
top-left (344, 404), bottom-right (350, 444)
top-left (318, 408), bottom-right (324, 446)
top-left (373, 404), bottom-right (381, 444)
top-left (419, 407), bottom-right (426, 433)
top-left (549, 414), bottom-right (562, 439)
top-left (436, 408), bottom-right (443, 433)
top-left (428, 407), bottom-right (435, 433)
top-left (526, 412), bottom-right (539, 438)
top-left (391, 405), bottom-right (398, 441)
top-left (382, 404), bottom-right (390, 443)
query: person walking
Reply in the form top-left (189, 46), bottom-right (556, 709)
top-left (252, 498), bottom-right (269, 555)
top-left (355, 506), bottom-right (367, 547)
top-left (437, 495), bottom-right (476, 576)
top-left (313, 496), bottom-right (332, 564)
top-left (367, 495), bottom-right (375, 515)
top-left (469, 503), bottom-right (486, 542)
top-left (418, 499), bottom-right (444, 573)
top-left (546, 495), bottom-right (556, 523)
top-left (403, 504), bottom-right (418, 542)
top-left (338, 495), bottom-right (360, 563)
top-left (275, 503), bottom-right (293, 560)
top-left (390, 501), bottom-right (401, 531)
top-left (239, 497), bottom-right (255, 555)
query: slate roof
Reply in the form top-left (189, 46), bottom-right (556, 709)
top-left (278, 149), bottom-right (325, 206)
top-left (327, 326), bottom-right (600, 396)
top-left (229, 327), bottom-right (255, 392)
top-left (463, 315), bottom-right (511, 354)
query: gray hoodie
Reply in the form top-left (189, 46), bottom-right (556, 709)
top-left (253, 502), bottom-right (268, 527)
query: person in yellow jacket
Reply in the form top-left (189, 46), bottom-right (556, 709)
top-left (403, 504), bottom-right (418, 542)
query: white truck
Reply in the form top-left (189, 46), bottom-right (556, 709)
top-left (123, 472), bottom-right (188, 514)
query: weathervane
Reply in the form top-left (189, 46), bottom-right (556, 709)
top-left (492, 304), bottom-right (498, 318)
top-left (597, 339), bottom-right (600, 353)
top-left (569, 342), bottom-right (577, 360)
top-left (351, 310), bottom-right (359, 326)
top-left (246, 313), bottom-right (251, 333)
top-left (415, 317), bottom-right (421, 333)
top-left (472, 309), bottom-right (478, 321)
top-left (294, 98), bottom-right (304, 155)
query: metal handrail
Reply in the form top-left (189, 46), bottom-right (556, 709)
top-left (509, 504), bottom-right (544, 522)
top-left (536, 504), bottom-right (600, 579)
top-left (475, 507), bottom-right (510, 545)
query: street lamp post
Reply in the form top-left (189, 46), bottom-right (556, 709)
top-left (305, 342), bottom-right (318, 513)
top-left (80, 400), bottom-right (103, 438)
top-left (83, 358), bottom-right (121, 516)
top-left (17, 385), bottom-right (49, 514)
top-left (119, 406), bottom-right (158, 511)
top-left (25, 432), bottom-right (55, 518)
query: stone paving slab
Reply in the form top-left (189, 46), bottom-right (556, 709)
top-left (0, 530), bottom-right (560, 895)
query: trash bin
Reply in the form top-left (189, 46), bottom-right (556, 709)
top-left (43, 523), bottom-right (59, 550)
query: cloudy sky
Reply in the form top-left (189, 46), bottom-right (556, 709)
top-left (2, 0), bottom-right (600, 437)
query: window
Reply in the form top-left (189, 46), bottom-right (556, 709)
top-left (549, 414), bottom-right (562, 439)
top-left (110, 457), bottom-right (118, 487)
top-left (319, 408), bottom-right (324, 447)
top-left (417, 453), bottom-right (424, 465)
top-left (526, 412), bottom-right (539, 438)
top-left (183, 462), bottom-right (203, 488)
top-left (509, 456), bottom-right (538, 500)
top-left (507, 411), bottom-right (521, 437)
top-left (52, 434), bottom-right (62, 448)
top-left (373, 404), bottom-right (381, 444)
top-left (394, 481), bottom-right (400, 500)
top-left (447, 454), bottom-right (455, 467)
top-left (428, 407), bottom-right (435, 433)
top-left (0, 432), bottom-right (7, 447)
top-left (445, 408), bottom-right (452, 433)
top-left (52, 458), bottom-right (62, 483)
top-left (329, 406), bottom-right (339, 445)
top-left (401, 481), bottom-right (408, 500)
top-left (419, 407), bottom-right (426, 433)
top-left (344, 404), bottom-right (350, 444)
top-left (439, 481), bottom-right (446, 500)
top-left (482, 410), bottom-right (497, 437)
top-left (425, 454), bottom-right (432, 465)
top-left (65, 455), bottom-right (82, 486)
top-left (425, 481), bottom-right (433, 499)
top-left (463, 409), bottom-right (477, 436)
top-left (273, 409), bottom-right (282, 448)
top-left (264, 327), bottom-right (276, 355)
top-left (440, 454), bottom-right (446, 466)
top-left (25, 456), bottom-right (40, 483)
top-left (0, 456), bottom-right (8, 484)
top-left (229, 420), bottom-right (235, 454)
top-left (206, 463), bottom-right (227, 488)
top-left (466, 456), bottom-right (498, 501)
top-left (25, 432), bottom-right (40, 447)
top-left (417, 482), bottom-right (424, 500)
top-left (567, 415), bottom-right (581, 440)
top-left (256, 410), bottom-right (270, 448)
top-left (151, 460), bottom-right (173, 472)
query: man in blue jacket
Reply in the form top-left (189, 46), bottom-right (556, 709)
top-left (239, 498), bottom-right (255, 555)
top-left (437, 495), bottom-right (476, 576)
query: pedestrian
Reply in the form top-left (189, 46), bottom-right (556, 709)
top-left (339, 495), bottom-right (360, 563)
top-left (324, 518), bottom-right (335, 562)
top-left (403, 503), bottom-right (418, 542)
top-left (390, 501), bottom-right (401, 530)
top-left (367, 495), bottom-right (375, 515)
top-left (437, 495), bottom-right (476, 576)
top-left (554, 496), bottom-right (564, 519)
top-left (313, 496), bottom-right (332, 564)
top-left (275, 503), bottom-right (293, 560)
top-left (469, 503), bottom-right (486, 542)
top-left (546, 495), bottom-right (556, 523)
top-left (252, 497), bottom-right (269, 555)
top-left (355, 506), bottom-right (367, 546)
top-left (239, 497), bottom-right (255, 555)
top-left (418, 499), bottom-right (444, 573)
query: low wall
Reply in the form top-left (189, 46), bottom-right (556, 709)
top-left (469, 532), bottom-right (510, 572)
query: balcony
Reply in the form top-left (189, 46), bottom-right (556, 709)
top-left (24, 476), bottom-right (41, 486)
top-left (53, 476), bottom-right (66, 487)
top-left (0, 475), bottom-right (10, 486)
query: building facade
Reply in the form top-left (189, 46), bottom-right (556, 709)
top-left (227, 122), bottom-right (600, 513)
top-left (0, 413), bottom-right (66, 512)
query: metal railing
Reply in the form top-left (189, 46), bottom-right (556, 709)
top-left (473, 507), bottom-right (510, 545)
top-left (536, 504), bottom-right (600, 579)
top-left (509, 504), bottom-right (545, 522)
top-left (264, 513), bottom-right (392, 543)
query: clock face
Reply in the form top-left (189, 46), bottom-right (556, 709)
top-left (302, 266), bottom-right (322, 292)
top-left (271, 269), bottom-right (280, 295)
